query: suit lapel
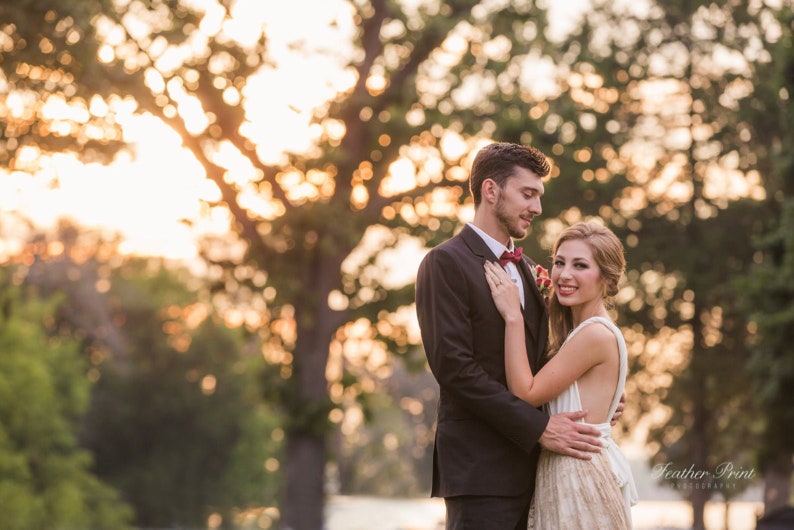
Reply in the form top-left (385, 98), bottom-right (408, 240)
top-left (459, 224), bottom-right (490, 259)
top-left (460, 226), bottom-right (538, 346)
top-left (459, 226), bottom-right (550, 368)
top-left (517, 254), bottom-right (549, 369)
top-left (516, 257), bottom-right (541, 347)
top-left (518, 256), bottom-right (545, 308)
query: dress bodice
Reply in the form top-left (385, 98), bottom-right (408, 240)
top-left (545, 316), bottom-right (627, 420)
top-left (543, 316), bottom-right (638, 508)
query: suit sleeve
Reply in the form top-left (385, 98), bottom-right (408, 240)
top-left (416, 246), bottom-right (549, 454)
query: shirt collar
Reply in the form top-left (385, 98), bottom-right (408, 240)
top-left (468, 222), bottom-right (514, 258)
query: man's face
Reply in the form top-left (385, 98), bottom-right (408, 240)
top-left (493, 166), bottom-right (544, 240)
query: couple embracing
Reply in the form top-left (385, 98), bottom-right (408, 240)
top-left (415, 142), bottom-right (638, 529)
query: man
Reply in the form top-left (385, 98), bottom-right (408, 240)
top-left (415, 142), bottom-right (604, 529)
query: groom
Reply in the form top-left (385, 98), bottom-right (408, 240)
top-left (415, 142), bottom-right (604, 529)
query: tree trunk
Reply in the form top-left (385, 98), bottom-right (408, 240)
top-left (280, 333), bottom-right (331, 530)
top-left (689, 296), bottom-right (711, 530)
top-left (691, 479), bottom-right (709, 530)
top-left (763, 454), bottom-right (793, 516)
top-left (281, 431), bottom-right (326, 530)
top-left (689, 397), bottom-right (710, 530)
top-left (279, 253), bottom-right (345, 530)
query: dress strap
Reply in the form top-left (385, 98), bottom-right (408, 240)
top-left (572, 317), bottom-right (627, 420)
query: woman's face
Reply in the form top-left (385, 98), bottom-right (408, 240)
top-left (551, 239), bottom-right (605, 307)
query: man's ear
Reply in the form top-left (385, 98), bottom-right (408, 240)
top-left (482, 178), bottom-right (500, 204)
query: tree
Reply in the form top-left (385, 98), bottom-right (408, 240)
top-left (737, 201), bottom-right (794, 514)
top-left (736, 7), bottom-right (794, 514)
top-left (331, 361), bottom-right (438, 497)
top-left (1, 2), bottom-right (584, 527)
top-left (0, 267), bottom-right (132, 530)
top-left (23, 228), bottom-right (281, 528)
top-left (537, 1), bottom-right (791, 527)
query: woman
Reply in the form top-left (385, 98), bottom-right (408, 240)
top-left (484, 221), bottom-right (638, 529)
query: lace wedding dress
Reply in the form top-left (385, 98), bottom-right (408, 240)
top-left (528, 317), bottom-right (638, 530)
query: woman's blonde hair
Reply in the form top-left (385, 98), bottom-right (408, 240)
top-left (546, 221), bottom-right (626, 357)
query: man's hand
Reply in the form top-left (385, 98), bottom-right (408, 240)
top-left (611, 393), bottom-right (626, 426)
top-left (539, 411), bottom-right (602, 460)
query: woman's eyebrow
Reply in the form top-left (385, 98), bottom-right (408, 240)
top-left (556, 255), bottom-right (590, 262)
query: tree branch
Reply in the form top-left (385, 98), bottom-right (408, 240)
top-left (194, 69), bottom-right (290, 206)
top-left (371, 1), bottom-right (474, 117)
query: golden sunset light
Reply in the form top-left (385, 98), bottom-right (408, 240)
top-left (1, 0), bottom-right (358, 260)
top-left (0, 0), bottom-right (605, 263)
top-left (1, 111), bottom-right (211, 258)
top-left (2, 2), bottom-right (790, 530)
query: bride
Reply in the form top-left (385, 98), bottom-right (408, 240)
top-left (484, 221), bottom-right (638, 529)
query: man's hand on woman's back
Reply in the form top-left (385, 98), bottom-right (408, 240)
top-left (539, 411), bottom-right (602, 460)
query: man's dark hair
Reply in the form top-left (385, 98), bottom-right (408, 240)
top-left (469, 142), bottom-right (551, 206)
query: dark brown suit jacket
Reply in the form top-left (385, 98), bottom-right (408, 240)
top-left (415, 224), bottom-right (550, 498)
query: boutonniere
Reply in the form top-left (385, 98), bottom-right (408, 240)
top-left (533, 264), bottom-right (552, 298)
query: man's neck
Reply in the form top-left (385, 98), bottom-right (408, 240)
top-left (471, 212), bottom-right (510, 248)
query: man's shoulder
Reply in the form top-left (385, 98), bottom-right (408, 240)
top-left (420, 238), bottom-right (459, 272)
top-left (424, 228), bottom-right (480, 260)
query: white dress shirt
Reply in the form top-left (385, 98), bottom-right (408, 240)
top-left (468, 223), bottom-right (525, 308)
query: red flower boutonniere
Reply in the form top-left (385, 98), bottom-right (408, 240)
top-left (534, 264), bottom-right (552, 298)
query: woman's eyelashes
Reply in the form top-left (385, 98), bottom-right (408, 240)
top-left (553, 259), bottom-right (589, 269)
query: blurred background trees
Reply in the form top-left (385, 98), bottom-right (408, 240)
top-left (11, 224), bottom-right (282, 528)
top-left (1, 1), bottom-right (792, 529)
top-left (0, 266), bottom-right (133, 529)
top-left (736, 7), bottom-right (794, 514)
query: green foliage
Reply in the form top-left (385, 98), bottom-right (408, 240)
top-left (736, 199), bottom-right (794, 466)
top-left (0, 269), bottom-right (132, 530)
top-left (536, 2), bottom-right (791, 522)
top-left (0, 0), bottom-right (127, 167)
top-left (70, 259), bottom-right (282, 528)
top-left (731, 7), bottom-right (794, 510)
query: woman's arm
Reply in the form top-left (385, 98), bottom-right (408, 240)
top-left (484, 261), bottom-right (610, 407)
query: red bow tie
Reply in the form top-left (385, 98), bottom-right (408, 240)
top-left (499, 247), bottom-right (523, 266)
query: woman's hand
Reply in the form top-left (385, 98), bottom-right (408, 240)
top-left (484, 261), bottom-right (522, 321)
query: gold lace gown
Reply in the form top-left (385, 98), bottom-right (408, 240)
top-left (528, 317), bottom-right (638, 530)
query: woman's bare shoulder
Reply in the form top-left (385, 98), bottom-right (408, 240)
top-left (564, 320), bottom-right (619, 359)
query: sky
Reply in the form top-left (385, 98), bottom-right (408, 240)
top-left (1, 112), bottom-right (210, 259)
